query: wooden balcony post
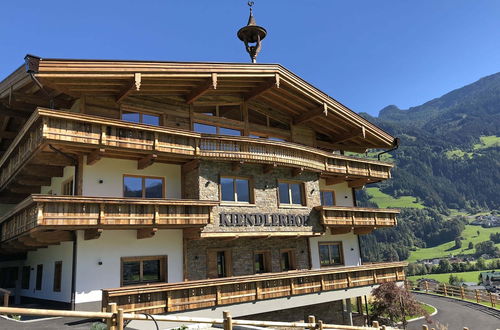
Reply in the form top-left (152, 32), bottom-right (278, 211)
top-left (372, 270), bottom-right (378, 284)
top-left (153, 132), bottom-right (159, 151)
top-left (489, 292), bottom-right (494, 307)
top-left (166, 291), bottom-right (172, 312)
top-left (100, 125), bottom-right (107, 145)
top-left (36, 204), bottom-right (44, 225)
top-left (223, 311), bottom-right (233, 330)
top-left (99, 203), bottom-right (105, 224)
top-left (307, 315), bottom-right (316, 330)
top-left (255, 281), bottom-right (262, 300)
top-left (424, 281), bottom-right (429, 293)
top-left (106, 303), bottom-right (118, 330)
top-left (117, 308), bottom-right (124, 330)
top-left (290, 278), bottom-right (295, 295)
top-left (320, 275), bottom-right (326, 291)
top-left (3, 292), bottom-right (9, 307)
top-left (317, 320), bottom-right (323, 330)
top-left (216, 285), bottom-right (222, 305)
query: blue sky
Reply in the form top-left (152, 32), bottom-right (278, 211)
top-left (1, 0), bottom-right (499, 116)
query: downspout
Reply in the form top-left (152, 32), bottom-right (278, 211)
top-left (377, 138), bottom-right (400, 161)
top-left (24, 55), bottom-right (55, 109)
top-left (48, 144), bottom-right (79, 309)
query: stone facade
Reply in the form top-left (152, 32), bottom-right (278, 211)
top-left (185, 237), bottom-right (310, 280)
top-left (193, 160), bottom-right (324, 234)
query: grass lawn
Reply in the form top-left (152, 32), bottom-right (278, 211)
top-left (407, 269), bottom-right (500, 283)
top-left (365, 187), bottom-right (425, 209)
top-left (407, 224), bottom-right (500, 262)
top-left (445, 149), bottom-right (473, 159)
top-left (473, 135), bottom-right (500, 150)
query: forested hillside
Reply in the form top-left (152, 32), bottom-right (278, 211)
top-left (357, 72), bottom-right (500, 262)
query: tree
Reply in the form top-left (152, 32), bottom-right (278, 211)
top-left (475, 241), bottom-right (499, 257)
top-left (454, 237), bottom-right (462, 249)
top-left (438, 259), bottom-right (452, 273)
top-left (371, 282), bottom-right (427, 329)
top-left (468, 241), bottom-right (473, 250)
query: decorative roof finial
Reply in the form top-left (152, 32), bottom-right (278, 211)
top-left (237, 1), bottom-right (267, 63)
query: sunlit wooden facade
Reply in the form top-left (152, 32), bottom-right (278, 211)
top-left (0, 56), bottom-right (403, 319)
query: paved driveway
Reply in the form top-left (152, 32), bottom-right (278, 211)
top-left (408, 293), bottom-right (500, 330)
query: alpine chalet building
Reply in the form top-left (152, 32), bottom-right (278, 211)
top-left (0, 54), bottom-right (404, 323)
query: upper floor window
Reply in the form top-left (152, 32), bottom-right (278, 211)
top-left (318, 242), bottom-right (343, 267)
top-left (122, 111), bottom-right (160, 126)
top-left (278, 181), bottom-right (305, 206)
top-left (123, 175), bottom-right (164, 198)
top-left (61, 177), bottom-right (74, 196)
top-left (320, 190), bottom-right (336, 206)
top-left (220, 176), bottom-right (252, 203)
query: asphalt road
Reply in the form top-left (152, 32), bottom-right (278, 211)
top-left (408, 293), bottom-right (500, 330)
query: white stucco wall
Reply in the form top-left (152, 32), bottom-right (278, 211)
top-left (309, 232), bottom-right (362, 269)
top-left (74, 229), bottom-right (184, 304)
top-left (40, 166), bottom-right (75, 195)
top-left (81, 157), bottom-right (182, 198)
top-left (319, 180), bottom-right (354, 207)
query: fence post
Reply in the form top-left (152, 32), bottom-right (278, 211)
top-left (489, 292), bottom-right (494, 307)
top-left (460, 287), bottom-right (465, 300)
top-left (443, 283), bottom-right (447, 296)
top-left (117, 308), bottom-right (124, 330)
top-left (106, 303), bottom-right (118, 330)
top-left (422, 326), bottom-right (428, 330)
top-left (223, 311), bottom-right (233, 330)
top-left (424, 281), bottom-right (429, 293)
top-left (318, 320), bottom-right (324, 330)
top-left (2, 292), bottom-right (8, 307)
top-left (475, 290), bottom-right (480, 303)
top-left (372, 320), bottom-right (379, 328)
top-left (307, 315), bottom-right (316, 330)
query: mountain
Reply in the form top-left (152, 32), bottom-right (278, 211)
top-left (357, 72), bottom-right (500, 263)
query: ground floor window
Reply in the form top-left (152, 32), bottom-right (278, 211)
top-left (280, 249), bottom-right (296, 271)
top-left (36, 264), bottom-right (43, 290)
top-left (207, 249), bottom-right (232, 278)
top-left (53, 261), bottom-right (62, 292)
top-left (21, 266), bottom-right (30, 289)
top-left (121, 256), bottom-right (167, 286)
top-left (254, 250), bottom-right (271, 274)
top-left (0, 267), bottom-right (18, 288)
top-left (318, 242), bottom-right (343, 267)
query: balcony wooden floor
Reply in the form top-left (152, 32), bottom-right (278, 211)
top-left (0, 195), bottom-right (218, 252)
top-left (316, 206), bottom-right (399, 235)
top-left (0, 109), bottom-right (394, 202)
top-left (102, 262), bottom-right (407, 314)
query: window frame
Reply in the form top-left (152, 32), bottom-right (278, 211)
top-left (207, 248), bottom-right (233, 279)
top-left (121, 110), bottom-right (162, 126)
top-left (318, 241), bottom-right (344, 267)
top-left (253, 250), bottom-right (272, 274)
top-left (320, 189), bottom-right (336, 206)
top-left (123, 174), bottom-right (166, 198)
top-left (277, 180), bottom-right (306, 208)
top-left (120, 255), bottom-right (167, 287)
top-left (35, 264), bottom-right (43, 291)
top-left (21, 266), bottom-right (30, 290)
top-left (53, 261), bottom-right (62, 292)
top-left (61, 177), bottom-right (74, 196)
top-left (279, 249), bottom-right (297, 272)
top-left (219, 175), bottom-right (254, 205)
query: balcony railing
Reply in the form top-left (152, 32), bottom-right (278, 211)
top-left (0, 195), bottom-right (218, 242)
top-left (315, 206), bottom-right (399, 228)
top-left (102, 262), bottom-right (407, 314)
top-left (0, 108), bottom-right (393, 191)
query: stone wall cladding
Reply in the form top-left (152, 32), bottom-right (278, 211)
top-left (197, 160), bottom-right (324, 234)
top-left (186, 237), bottom-right (310, 280)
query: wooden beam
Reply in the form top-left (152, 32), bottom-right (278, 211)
top-left (32, 152), bottom-right (75, 167)
top-left (186, 73), bottom-right (217, 104)
top-left (8, 185), bottom-right (39, 194)
top-left (315, 140), bottom-right (367, 153)
top-left (332, 126), bottom-right (366, 144)
top-left (0, 104), bottom-right (31, 119)
top-left (348, 178), bottom-right (371, 188)
top-left (84, 228), bottom-right (103, 240)
top-left (263, 163), bottom-right (277, 174)
top-left (293, 102), bottom-right (327, 125)
top-left (324, 176), bottom-right (347, 186)
top-left (116, 73), bottom-right (141, 103)
top-left (232, 161), bottom-right (243, 172)
top-left (87, 148), bottom-right (105, 165)
top-left (353, 227), bottom-right (374, 235)
top-left (16, 176), bottom-right (52, 186)
top-left (30, 231), bottom-right (73, 244)
top-left (330, 227), bottom-right (352, 235)
top-left (13, 92), bottom-right (73, 108)
top-left (137, 227), bottom-right (158, 239)
top-left (22, 165), bottom-right (64, 178)
top-left (244, 73), bottom-right (280, 101)
top-left (181, 159), bottom-right (200, 174)
top-left (137, 154), bottom-right (157, 170)
top-left (18, 236), bottom-right (49, 247)
top-left (0, 131), bottom-right (17, 139)
top-left (183, 228), bottom-right (201, 240)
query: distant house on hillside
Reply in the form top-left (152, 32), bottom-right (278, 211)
top-left (479, 271), bottom-right (500, 288)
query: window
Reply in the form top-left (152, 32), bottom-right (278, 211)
top-left (254, 251), bottom-right (271, 274)
top-left (121, 256), bottom-right (167, 286)
top-left (220, 177), bottom-right (252, 203)
top-left (280, 249), bottom-right (296, 271)
top-left (193, 105), bottom-right (243, 136)
top-left (0, 267), bottom-right (18, 288)
top-left (53, 261), bottom-right (62, 292)
top-left (278, 181), bottom-right (305, 206)
top-left (61, 177), bottom-right (74, 196)
top-left (320, 190), bottom-right (336, 206)
top-left (36, 264), bottom-right (43, 290)
top-left (123, 175), bottom-right (164, 198)
top-left (21, 266), bottom-right (30, 290)
top-left (122, 111), bottom-right (160, 126)
top-left (207, 249), bottom-right (232, 279)
top-left (318, 242), bottom-right (343, 267)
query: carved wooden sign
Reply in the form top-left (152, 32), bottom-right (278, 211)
top-left (220, 213), bottom-right (310, 227)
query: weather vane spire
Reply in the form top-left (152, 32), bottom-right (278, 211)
top-left (237, 1), bottom-right (267, 63)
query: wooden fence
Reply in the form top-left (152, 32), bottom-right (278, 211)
top-left (0, 289), bottom-right (10, 307)
top-left (408, 280), bottom-right (499, 309)
top-left (0, 305), bottom-right (396, 330)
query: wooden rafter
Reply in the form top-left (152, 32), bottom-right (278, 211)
top-left (84, 228), bottom-right (103, 240)
top-left (137, 227), bottom-right (158, 239)
top-left (291, 167), bottom-right (304, 177)
top-left (324, 176), bottom-right (347, 185)
top-left (332, 126), bottom-right (366, 144)
top-left (16, 175), bottom-right (52, 186)
top-left (293, 102), bottom-right (328, 126)
top-left (87, 148), bottom-right (105, 165)
top-left (244, 73), bottom-right (280, 101)
top-left (30, 231), bottom-right (73, 244)
top-left (138, 154), bottom-right (157, 170)
top-left (185, 73), bottom-right (217, 104)
top-left (348, 178), bottom-right (372, 188)
top-left (0, 104), bottom-right (31, 119)
top-left (0, 131), bottom-right (17, 139)
top-left (116, 73), bottom-right (142, 103)
top-left (22, 165), bottom-right (64, 178)
top-left (263, 163), bottom-right (277, 174)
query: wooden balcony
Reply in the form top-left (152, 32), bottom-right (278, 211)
top-left (315, 206), bottom-right (399, 235)
top-left (102, 262), bottom-right (407, 314)
top-left (0, 108), bottom-right (393, 198)
top-left (0, 195), bottom-right (218, 245)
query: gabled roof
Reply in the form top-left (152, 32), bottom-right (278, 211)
top-left (0, 55), bottom-right (396, 152)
